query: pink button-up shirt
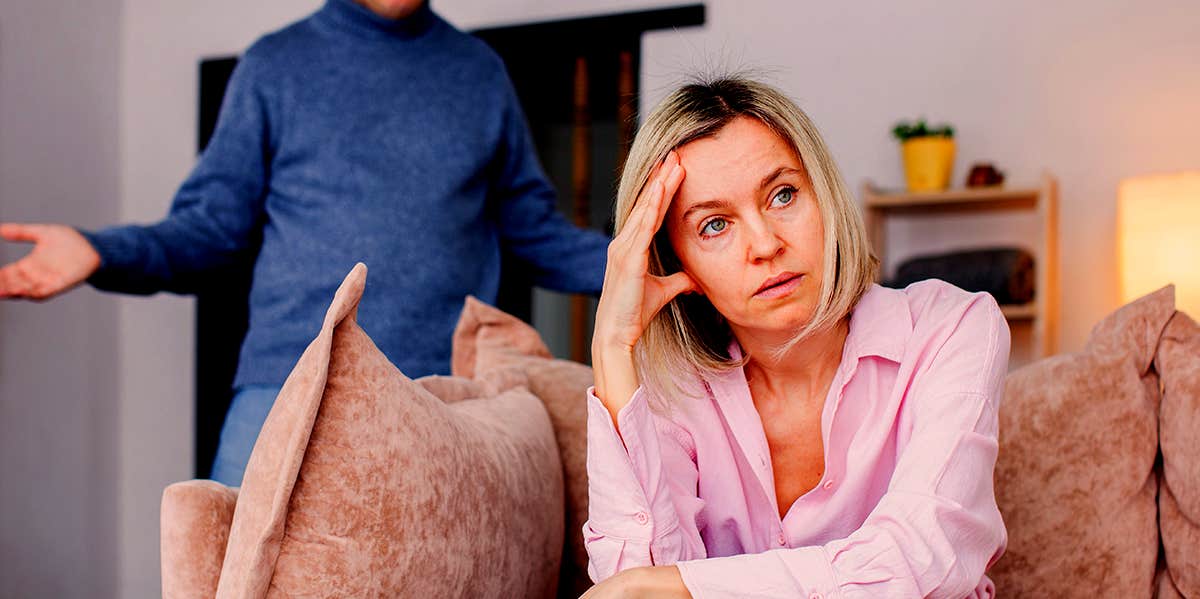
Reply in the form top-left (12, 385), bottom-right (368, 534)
top-left (584, 280), bottom-right (1010, 598)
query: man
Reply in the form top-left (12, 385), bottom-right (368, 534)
top-left (0, 0), bottom-right (609, 485)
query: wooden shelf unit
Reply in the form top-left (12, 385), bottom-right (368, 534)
top-left (862, 174), bottom-right (1059, 360)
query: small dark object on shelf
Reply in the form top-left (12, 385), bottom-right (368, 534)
top-left (885, 247), bottom-right (1035, 305)
top-left (966, 163), bottom-right (1005, 187)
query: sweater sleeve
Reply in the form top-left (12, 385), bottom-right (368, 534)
top-left (81, 52), bottom-right (272, 296)
top-left (583, 386), bottom-right (708, 581)
top-left (487, 72), bottom-right (609, 295)
top-left (673, 293), bottom-right (1011, 599)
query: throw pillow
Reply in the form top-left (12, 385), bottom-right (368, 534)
top-left (161, 480), bottom-right (239, 599)
top-left (990, 285), bottom-right (1175, 598)
top-left (1156, 310), bottom-right (1200, 597)
top-left (214, 264), bottom-right (564, 598)
top-left (452, 296), bottom-right (595, 598)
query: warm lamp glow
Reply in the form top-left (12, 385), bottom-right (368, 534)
top-left (1118, 172), bottom-right (1200, 316)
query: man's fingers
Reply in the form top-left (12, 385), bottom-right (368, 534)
top-left (0, 263), bottom-right (34, 298)
top-left (0, 223), bottom-right (41, 243)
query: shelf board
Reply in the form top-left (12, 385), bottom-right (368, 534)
top-left (864, 185), bottom-right (1040, 209)
top-left (1000, 303), bottom-right (1037, 320)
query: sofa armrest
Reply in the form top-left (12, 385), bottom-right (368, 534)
top-left (161, 480), bottom-right (239, 599)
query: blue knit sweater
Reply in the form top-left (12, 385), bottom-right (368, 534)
top-left (84, 0), bottom-right (609, 387)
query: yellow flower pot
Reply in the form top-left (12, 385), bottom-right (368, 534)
top-left (901, 137), bottom-right (956, 192)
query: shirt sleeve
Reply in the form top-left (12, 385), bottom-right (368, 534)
top-left (487, 70), bottom-right (609, 295)
top-left (81, 51), bottom-right (272, 296)
top-left (674, 292), bottom-right (1011, 599)
top-left (583, 386), bottom-right (709, 581)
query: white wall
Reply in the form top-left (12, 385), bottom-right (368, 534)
top-left (634, 0), bottom-right (1200, 355)
top-left (100, 0), bottom-right (1200, 596)
top-left (0, 1), bottom-right (122, 597)
top-left (117, 2), bottom-right (321, 595)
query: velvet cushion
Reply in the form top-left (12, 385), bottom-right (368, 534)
top-left (452, 297), bottom-right (595, 598)
top-left (1155, 310), bottom-right (1200, 597)
top-left (214, 264), bottom-right (564, 598)
top-left (161, 480), bottom-right (239, 599)
top-left (990, 286), bottom-right (1175, 598)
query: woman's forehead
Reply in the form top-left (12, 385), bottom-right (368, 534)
top-left (673, 117), bottom-right (805, 204)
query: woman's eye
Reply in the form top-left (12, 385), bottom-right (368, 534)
top-left (700, 218), bottom-right (728, 237)
top-left (770, 187), bottom-right (796, 208)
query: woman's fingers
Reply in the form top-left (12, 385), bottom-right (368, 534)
top-left (626, 152), bottom-right (683, 252)
top-left (645, 270), bottom-right (699, 318)
top-left (653, 154), bottom-right (686, 231)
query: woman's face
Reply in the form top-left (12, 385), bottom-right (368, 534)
top-left (664, 116), bottom-right (825, 338)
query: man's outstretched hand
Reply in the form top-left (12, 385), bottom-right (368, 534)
top-left (0, 223), bottom-right (101, 300)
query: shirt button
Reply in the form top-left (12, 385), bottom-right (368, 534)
top-left (777, 532), bottom-right (786, 546)
top-left (823, 479), bottom-right (835, 491)
top-left (634, 512), bottom-right (649, 525)
top-left (809, 593), bottom-right (824, 599)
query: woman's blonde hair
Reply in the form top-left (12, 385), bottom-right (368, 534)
top-left (615, 76), bottom-right (879, 401)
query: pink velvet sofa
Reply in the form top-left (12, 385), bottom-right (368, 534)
top-left (160, 265), bottom-right (1199, 598)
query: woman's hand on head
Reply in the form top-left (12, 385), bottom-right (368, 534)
top-left (591, 151), bottom-right (696, 414)
top-left (0, 223), bottom-right (100, 301)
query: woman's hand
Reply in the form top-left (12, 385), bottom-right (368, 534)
top-left (579, 566), bottom-right (692, 599)
top-left (0, 223), bottom-right (100, 300)
top-left (591, 151), bottom-right (695, 420)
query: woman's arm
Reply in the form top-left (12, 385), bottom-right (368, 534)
top-left (583, 386), bottom-right (708, 583)
top-left (583, 150), bottom-right (706, 596)
top-left (590, 150), bottom-right (693, 426)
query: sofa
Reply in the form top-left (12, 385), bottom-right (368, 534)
top-left (161, 264), bottom-right (1199, 598)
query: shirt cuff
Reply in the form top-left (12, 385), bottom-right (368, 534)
top-left (585, 386), bottom-right (680, 542)
top-left (675, 546), bottom-right (842, 599)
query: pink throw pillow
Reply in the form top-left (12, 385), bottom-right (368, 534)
top-left (452, 296), bottom-right (595, 598)
top-left (990, 286), bottom-right (1175, 598)
top-left (214, 265), bottom-right (564, 598)
top-left (1156, 310), bottom-right (1200, 597)
top-left (160, 480), bottom-right (239, 599)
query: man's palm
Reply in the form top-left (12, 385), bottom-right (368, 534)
top-left (0, 223), bottom-right (100, 300)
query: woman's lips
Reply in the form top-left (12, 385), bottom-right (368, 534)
top-left (754, 273), bottom-right (803, 299)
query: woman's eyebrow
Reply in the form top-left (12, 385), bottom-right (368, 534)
top-left (680, 199), bottom-right (732, 223)
top-left (759, 166), bottom-right (803, 189)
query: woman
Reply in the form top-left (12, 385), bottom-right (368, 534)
top-left (583, 77), bottom-right (1009, 599)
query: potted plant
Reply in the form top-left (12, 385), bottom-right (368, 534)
top-left (892, 119), bottom-right (955, 192)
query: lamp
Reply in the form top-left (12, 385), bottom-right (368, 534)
top-left (1118, 172), bottom-right (1200, 316)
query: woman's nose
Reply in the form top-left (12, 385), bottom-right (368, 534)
top-left (746, 218), bottom-right (784, 262)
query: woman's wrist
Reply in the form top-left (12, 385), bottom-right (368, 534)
top-left (591, 342), bottom-right (639, 423)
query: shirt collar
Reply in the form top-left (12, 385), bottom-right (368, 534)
top-left (842, 283), bottom-right (913, 364)
top-left (722, 283), bottom-right (913, 366)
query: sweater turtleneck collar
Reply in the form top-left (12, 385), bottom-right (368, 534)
top-left (316, 0), bottom-right (436, 39)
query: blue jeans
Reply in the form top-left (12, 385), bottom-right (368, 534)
top-left (209, 385), bottom-right (282, 486)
